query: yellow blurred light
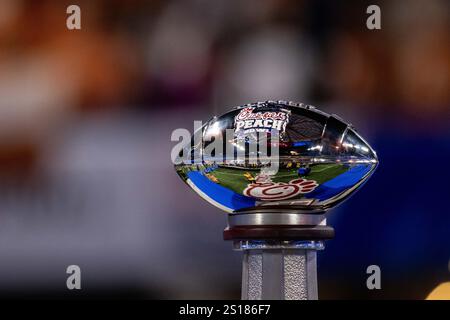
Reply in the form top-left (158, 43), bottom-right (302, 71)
top-left (426, 282), bottom-right (450, 300)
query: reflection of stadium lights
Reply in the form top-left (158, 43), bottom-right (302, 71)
top-left (231, 142), bottom-right (245, 151)
top-left (346, 159), bottom-right (378, 164)
top-left (307, 145), bottom-right (323, 152)
top-left (343, 142), bottom-right (353, 148)
top-left (206, 121), bottom-right (221, 136)
top-left (343, 142), bottom-right (370, 153)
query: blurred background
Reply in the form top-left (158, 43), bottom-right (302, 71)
top-left (0, 0), bottom-right (448, 299)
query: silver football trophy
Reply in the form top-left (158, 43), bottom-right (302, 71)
top-left (175, 101), bottom-right (378, 300)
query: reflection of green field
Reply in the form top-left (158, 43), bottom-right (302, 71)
top-left (209, 164), bottom-right (347, 195)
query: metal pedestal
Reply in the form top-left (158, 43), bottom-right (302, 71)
top-left (236, 240), bottom-right (323, 300)
top-left (224, 213), bottom-right (334, 300)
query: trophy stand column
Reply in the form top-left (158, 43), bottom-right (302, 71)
top-left (223, 213), bottom-right (334, 300)
top-left (237, 240), bottom-right (321, 300)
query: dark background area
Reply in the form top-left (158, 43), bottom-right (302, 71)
top-left (0, 0), bottom-right (448, 299)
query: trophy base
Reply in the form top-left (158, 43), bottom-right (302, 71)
top-left (223, 212), bottom-right (335, 241)
top-left (223, 225), bottom-right (334, 241)
top-left (223, 212), bottom-right (334, 300)
top-left (237, 241), bottom-right (321, 300)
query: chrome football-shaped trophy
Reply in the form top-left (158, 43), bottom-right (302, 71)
top-left (174, 101), bottom-right (378, 300)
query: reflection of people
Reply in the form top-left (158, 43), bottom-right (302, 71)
top-left (298, 166), bottom-right (311, 176)
top-left (244, 172), bottom-right (255, 182)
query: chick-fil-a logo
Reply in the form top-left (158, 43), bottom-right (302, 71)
top-left (243, 174), bottom-right (318, 201)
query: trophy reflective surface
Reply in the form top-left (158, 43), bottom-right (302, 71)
top-left (175, 101), bottom-right (378, 300)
